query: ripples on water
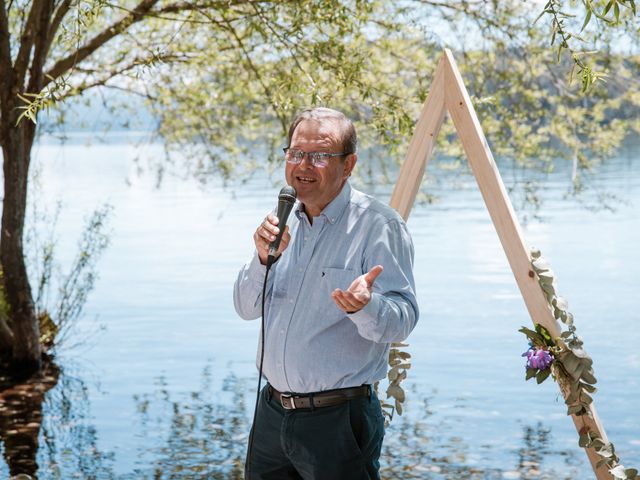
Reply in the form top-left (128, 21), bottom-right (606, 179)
top-left (0, 135), bottom-right (638, 478)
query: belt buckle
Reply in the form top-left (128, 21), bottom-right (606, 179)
top-left (280, 393), bottom-right (297, 410)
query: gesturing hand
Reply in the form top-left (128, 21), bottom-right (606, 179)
top-left (331, 265), bottom-right (383, 314)
top-left (253, 213), bottom-right (290, 265)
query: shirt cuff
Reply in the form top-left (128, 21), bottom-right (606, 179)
top-left (347, 292), bottom-right (382, 332)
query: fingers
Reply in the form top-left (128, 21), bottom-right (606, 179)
top-left (332, 289), bottom-right (367, 313)
top-left (363, 265), bottom-right (383, 287)
top-left (255, 215), bottom-right (279, 245)
top-left (254, 213), bottom-right (289, 264)
top-left (262, 214), bottom-right (280, 239)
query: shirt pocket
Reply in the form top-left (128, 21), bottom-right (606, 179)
top-left (320, 267), bottom-right (359, 292)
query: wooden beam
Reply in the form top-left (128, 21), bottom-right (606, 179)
top-left (389, 48), bottom-right (615, 480)
top-left (389, 55), bottom-right (447, 221)
top-left (440, 48), bottom-right (611, 480)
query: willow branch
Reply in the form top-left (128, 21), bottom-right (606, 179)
top-left (57, 52), bottom-right (190, 101)
top-left (42, 0), bottom-right (160, 89)
top-left (217, 10), bottom-right (288, 131)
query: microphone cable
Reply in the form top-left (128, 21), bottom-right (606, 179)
top-left (246, 258), bottom-right (273, 479)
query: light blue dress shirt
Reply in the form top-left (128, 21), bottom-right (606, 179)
top-left (233, 182), bottom-right (419, 393)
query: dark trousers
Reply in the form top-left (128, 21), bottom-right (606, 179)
top-left (245, 384), bottom-right (385, 480)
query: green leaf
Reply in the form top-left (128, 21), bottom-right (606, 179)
top-left (538, 270), bottom-right (554, 284)
top-left (599, 443), bottom-right (615, 457)
top-left (581, 369), bottom-right (597, 385)
top-left (610, 465), bottom-right (626, 479)
top-left (580, 391), bottom-right (593, 405)
top-left (559, 351), bottom-right (580, 375)
top-left (567, 404), bottom-right (583, 415)
top-left (526, 367), bottom-right (537, 380)
top-left (536, 368), bottom-right (552, 384)
top-left (581, 8), bottom-right (592, 31)
top-left (532, 258), bottom-right (551, 272)
top-left (519, 327), bottom-right (545, 345)
top-left (603, 0), bottom-right (615, 16)
top-left (553, 296), bottom-right (569, 310)
top-left (565, 312), bottom-right (574, 325)
top-left (395, 399), bottom-right (403, 416)
top-left (386, 384), bottom-right (405, 402)
top-left (535, 324), bottom-right (554, 346)
top-left (579, 433), bottom-right (591, 448)
top-left (530, 248), bottom-right (541, 259)
top-left (624, 468), bottom-right (638, 478)
top-left (541, 282), bottom-right (556, 296)
top-left (519, 326), bottom-right (537, 337)
top-left (566, 388), bottom-right (580, 404)
top-left (571, 347), bottom-right (590, 359)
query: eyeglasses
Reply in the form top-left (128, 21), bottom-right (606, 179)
top-left (283, 148), bottom-right (349, 168)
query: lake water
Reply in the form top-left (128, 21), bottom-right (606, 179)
top-left (1, 134), bottom-right (638, 479)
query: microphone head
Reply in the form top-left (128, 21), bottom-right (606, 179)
top-left (278, 185), bottom-right (297, 204)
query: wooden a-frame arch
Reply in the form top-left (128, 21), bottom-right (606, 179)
top-left (390, 49), bottom-right (612, 480)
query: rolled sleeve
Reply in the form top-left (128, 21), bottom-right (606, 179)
top-left (347, 219), bottom-right (419, 343)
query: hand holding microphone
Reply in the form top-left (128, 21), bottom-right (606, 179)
top-left (253, 186), bottom-right (297, 267)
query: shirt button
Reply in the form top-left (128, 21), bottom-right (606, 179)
top-left (298, 268), bottom-right (303, 272)
top-left (280, 329), bottom-right (284, 334)
top-left (304, 236), bottom-right (308, 241)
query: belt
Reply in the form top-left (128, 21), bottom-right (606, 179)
top-left (268, 384), bottom-right (370, 410)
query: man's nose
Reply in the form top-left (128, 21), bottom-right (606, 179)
top-left (298, 154), bottom-right (314, 169)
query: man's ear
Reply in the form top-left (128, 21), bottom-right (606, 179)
top-left (343, 153), bottom-right (357, 178)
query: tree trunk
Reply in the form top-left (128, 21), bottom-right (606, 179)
top-left (1, 114), bottom-right (41, 375)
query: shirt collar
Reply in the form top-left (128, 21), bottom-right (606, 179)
top-left (295, 181), bottom-right (351, 224)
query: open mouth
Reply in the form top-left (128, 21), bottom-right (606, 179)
top-left (296, 176), bottom-right (316, 184)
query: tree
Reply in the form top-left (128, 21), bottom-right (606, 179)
top-left (0, 0), bottom-right (638, 375)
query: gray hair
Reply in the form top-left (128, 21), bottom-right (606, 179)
top-left (286, 107), bottom-right (357, 154)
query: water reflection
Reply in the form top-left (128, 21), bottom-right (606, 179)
top-left (0, 358), bottom-right (59, 478)
top-left (378, 393), bottom-right (580, 479)
top-left (0, 360), bottom-right (118, 480)
top-left (126, 368), bottom-right (581, 479)
top-left (0, 362), bottom-right (590, 478)
top-left (130, 368), bottom-right (247, 479)
top-left (37, 367), bottom-right (116, 478)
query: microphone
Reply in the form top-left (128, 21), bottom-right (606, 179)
top-left (267, 185), bottom-right (297, 267)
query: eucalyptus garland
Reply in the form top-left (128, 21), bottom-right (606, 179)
top-left (520, 248), bottom-right (639, 480)
top-left (375, 341), bottom-right (411, 426)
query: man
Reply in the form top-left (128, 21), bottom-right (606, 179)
top-left (233, 107), bottom-right (418, 479)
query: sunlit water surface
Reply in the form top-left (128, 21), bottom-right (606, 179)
top-left (0, 134), bottom-right (638, 479)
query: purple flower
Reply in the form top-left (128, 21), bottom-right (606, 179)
top-left (522, 347), bottom-right (554, 370)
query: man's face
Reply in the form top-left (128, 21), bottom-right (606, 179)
top-left (285, 119), bottom-right (356, 217)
